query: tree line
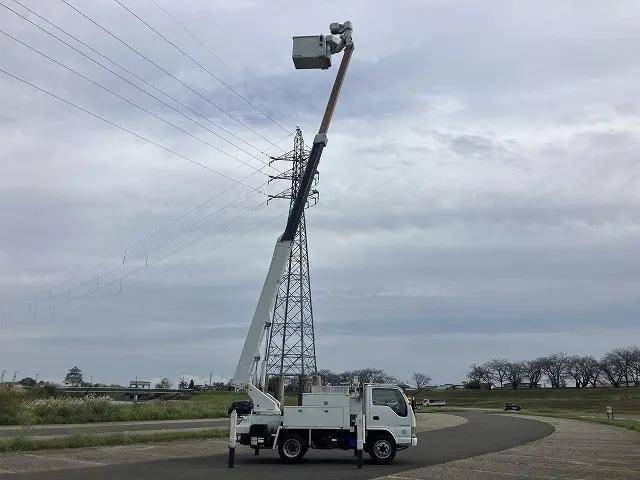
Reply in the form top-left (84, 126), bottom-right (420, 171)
top-left (467, 346), bottom-right (640, 389)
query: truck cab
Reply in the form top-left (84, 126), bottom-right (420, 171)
top-left (234, 383), bottom-right (417, 464)
top-left (365, 384), bottom-right (417, 455)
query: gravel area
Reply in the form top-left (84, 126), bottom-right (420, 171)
top-left (378, 414), bottom-right (640, 480)
top-left (415, 413), bottom-right (467, 433)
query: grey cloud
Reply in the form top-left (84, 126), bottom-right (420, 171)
top-left (1, 0), bottom-right (640, 384)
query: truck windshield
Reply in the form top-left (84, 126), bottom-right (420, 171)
top-left (372, 388), bottom-right (407, 417)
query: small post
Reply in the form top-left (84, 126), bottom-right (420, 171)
top-left (278, 374), bottom-right (285, 406)
top-left (228, 410), bottom-right (237, 468)
top-left (298, 374), bottom-right (305, 406)
top-left (356, 412), bottom-right (365, 468)
top-left (606, 406), bottom-right (614, 420)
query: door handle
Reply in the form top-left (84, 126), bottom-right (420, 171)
top-left (373, 415), bottom-right (379, 420)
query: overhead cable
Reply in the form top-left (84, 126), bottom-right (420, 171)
top-left (59, 0), bottom-right (287, 152)
top-left (114, 0), bottom-right (292, 134)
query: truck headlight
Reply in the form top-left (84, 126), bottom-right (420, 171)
top-left (411, 427), bottom-right (416, 437)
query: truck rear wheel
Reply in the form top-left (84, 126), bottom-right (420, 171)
top-left (278, 433), bottom-right (308, 463)
top-left (368, 435), bottom-right (396, 464)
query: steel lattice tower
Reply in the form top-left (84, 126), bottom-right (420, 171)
top-left (265, 128), bottom-right (318, 400)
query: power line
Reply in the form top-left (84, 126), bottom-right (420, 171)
top-left (13, 172), bottom-right (280, 313)
top-left (3, 0), bottom-right (295, 286)
top-left (0, 66), bottom-right (264, 191)
top-left (113, 0), bottom-right (292, 134)
top-left (65, 200), bottom-right (271, 303)
top-left (148, 0), bottom-right (294, 129)
top-left (116, 133), bottom-right (293, 254)
top-left (0, 28), bottom-right (274, 176)
top-left (44, 182), bottom-right (272, 306)
top-left (88, 182), bottom-right (271, 286)
top-left (143, 188), bottom-right (265, 254)
top-left (13, 130), bottom-right (293, 313)
top-left (2, 144), bottom-right (292, 324)
top-left (2, 192), bottom-right (274, 321)
top-left (130, 209), bottom-right (286, 290)
top-left (59, 0), bottom-right (287, 153)
top-left (0, 4), bottom-right (300, 317)
top-left (6, 0), bottom-right (272, 158)
top-left (0, 64), bottom-right (278, 306)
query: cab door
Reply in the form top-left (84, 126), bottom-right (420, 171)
top-left (366, 387), bottom-right (412, 445)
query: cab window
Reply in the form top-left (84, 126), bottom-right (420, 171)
top-left (372, 388), bottom-right (407, 417)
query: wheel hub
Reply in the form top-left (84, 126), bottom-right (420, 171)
top-left (283, 439), bottom-right (301, 457)
top-left (374, 440), bottom-right (391, 458)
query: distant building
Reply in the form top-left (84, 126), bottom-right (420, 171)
top-left (130, 380), bottom-right (151, 389)
top-left (63, 366), bottom-right (83, 386)
top-left (436, 384), bottom-right (464, 390)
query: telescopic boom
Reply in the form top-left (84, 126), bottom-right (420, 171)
top-left (232, 22), bottom-right (354, 393)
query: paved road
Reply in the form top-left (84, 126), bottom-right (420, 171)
top-left (0, 412), bottom-right (553, 479)
top-left (0, 418), bottom-right (227, 438)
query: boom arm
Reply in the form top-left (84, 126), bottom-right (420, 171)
top-left (232, 22), bottom-right (354, 390)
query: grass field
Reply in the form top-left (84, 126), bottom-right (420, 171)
top-left (0, 387), bottom-right (249, 425)
top-left (414, 387), bottom-right (640, 435)
top-left (416, 386), bottom-right (640, 414)
top-left (0, 387), bottom-right (300, 426)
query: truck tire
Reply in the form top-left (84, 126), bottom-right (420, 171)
top-left (278, 433), bottom-right (308, 463)
top-left (368, 434), bottom-right (396, 464)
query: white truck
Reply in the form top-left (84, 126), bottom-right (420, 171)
top-left (234, 384), bottom-right (417, 464)
top-left (228, 21), bottom-right (417, 466)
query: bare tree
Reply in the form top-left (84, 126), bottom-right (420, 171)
top-left (611, 347), bottom-right (637, 387)
top-left (523, 358), bottom-right (544, 388)
top-left (466, 346), bottom-right (639, 391)
top-left (338, 368), bottom-right (396, 384)
top-left (211, 381), bottom-right (234, 391)
top-left (155, 378), bottom-right (172, 389)
top-left (316, 368), bottom-right (397, 386)
top-left (572, 356), bottom-right (601, 388)
top-left (178, 377), bottom-right (189, 389)
top-left (468, 363), bottom-right (493, 389)
top-left (467, 364), bottom-right (484, 383)
top-left (631, 347), bottom-right (640, 386)
top-left (488, 358), bottom-right (510, 388)
top-left (601, 351), bottom-right (626, 387)
top-left (567, 356), bottom-right (584, 388)
top-left (412, 372), bottom-right (432, 393)
top-left (541, 353), bottom-right (570, 388)
top-left (317, 369), bottom-right (341, 385)
top-left (505, 361), bottom-right (525, 389)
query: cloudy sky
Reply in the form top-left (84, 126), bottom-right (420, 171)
top-left (1, 0), bottom-right (639, 386)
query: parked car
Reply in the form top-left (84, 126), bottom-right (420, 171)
top-left (422, 399), bottom-right (446, 407)
top-left (228, 400), bottom-right (253, 416)
top-left (503, 402), bottom-right (521, 411)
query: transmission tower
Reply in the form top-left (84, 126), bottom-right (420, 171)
top-left (265, 128), bottom-right (319, 403)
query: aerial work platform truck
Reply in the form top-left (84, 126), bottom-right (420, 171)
top-left (228, 21), bottom-right (417, 466)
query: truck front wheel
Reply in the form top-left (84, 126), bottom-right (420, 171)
top-left (278, 433), bottom-right (308, 463)
top-left (368, 435), bottom-right (396, 464)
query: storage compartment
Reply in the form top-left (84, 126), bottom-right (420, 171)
top-left (302, 393), bottom-right (349, 408)
top-left (283, 406), bottom-right (349, 429)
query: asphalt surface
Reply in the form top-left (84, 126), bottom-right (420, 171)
top-left (0, 418), bottom-right (227, 438)
top-left (0, 412), bottom-right (553, 479)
